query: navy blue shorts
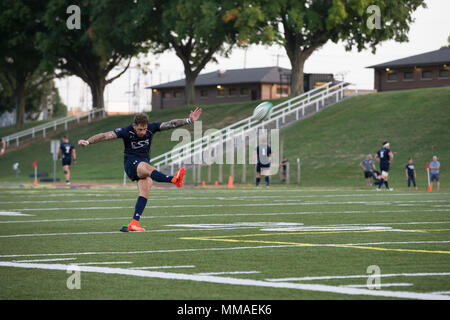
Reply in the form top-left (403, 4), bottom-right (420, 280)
top-left (124, 156), bottom-right (149, 181)
top-left (256, 163), bottom-right (270, 173)
top-left (62, 158), bottom-right (71, 166)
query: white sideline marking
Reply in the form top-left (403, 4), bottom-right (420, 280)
top-left (342, 283), bottom-right (413, 288)
top-left (0, 212), bottom-right (33, 216)
top-left (195, 271), bottom-right (261, 276)
top-left (130, 265), bottom-right (196, 270)
top-left (0, 245), bottom-right (302, 259)
top-left (428, 291), bottom-right (450, 295)
top-left (74, 261), bottom-right (132, 266)
top-left (266, 272), bottom-right (450, 282)
top-left (8, 205), bottom-right (450, 213)
top-left (0, 262), bottom-right (448, 300)
top-left (13, 258), bottom-right (77, 263)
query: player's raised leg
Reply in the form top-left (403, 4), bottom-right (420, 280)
top-left (137, 162), bottom-right (184, 187)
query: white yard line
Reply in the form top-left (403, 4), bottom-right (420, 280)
top-left (74, 261), bottom-right (133, 265)
top-left (129, 265), bottom-right (196, 270)
top-left (0, 262), bottom-right (448, 300)
top-left (341, 283), bottom-right (413, 288)
top-left (13, 258), bottom-right (77, 263)
top-left (266, 272), bottom-right (450, 282)
top-left (0, 212), bottom-right (33, 216)
top-left (0, 244), bottom-right (301, 259)
top-left (195, 271), bottom-right (261, 276)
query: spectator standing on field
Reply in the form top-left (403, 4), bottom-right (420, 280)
top-left (360, 154), bottom-right (376, 186)
top-left (430, 155), bottom-right (440, 192)
top-left (405, 158), bottom-right (417, 190)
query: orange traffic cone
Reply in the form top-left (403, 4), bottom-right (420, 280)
top-left (34, 179), bottom-right (38, 185)
top-left (427, 185), bottom-right (432, 192)
top-left (227, 176), bottom-right (234, 188)
top-left (214, 181), bottom-right (218, 188)
top-left (202, 181), bottom-right (206, 188)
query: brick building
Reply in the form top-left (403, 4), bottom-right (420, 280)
top-left (148, 66), bottom-right (334, 109)
top-left (368, 48), bottom-right (450, 92)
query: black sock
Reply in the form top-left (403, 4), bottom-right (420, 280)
top-left (265, 176), bottom-right (269, 186)
top-left (133, 196), bottom-right (147, 221)
top-left (378, 178), bottom-right (384, 188)
top-left (256, 177), bottom-right (261, 186)
top-left (150, 170), bottom-right (173, 183)
top-left (385, 181), bottom-right (389, 189)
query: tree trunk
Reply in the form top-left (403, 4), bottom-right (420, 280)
top-left (289, 54), bottom-right (306, 96)
top-left (14, 82), bottom-right (26, 129)
top-left (89, 77), bottom-right (106, 111)
top-left (184, 71), bottom-right (197, 106)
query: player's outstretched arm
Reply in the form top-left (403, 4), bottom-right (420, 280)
top-left (159, 107), bottom-right (202, 131)
top-left (78, 131), bottom-right (117, 147)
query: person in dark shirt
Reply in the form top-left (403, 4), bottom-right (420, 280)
top-left (374, 141), bottom-right (394, 191)
top-left (405, 158), bottom-right (417, 190)
top-left (58, 136), bottom-right (76, 185)
top-left (78, 108), bottom-right (202, 232)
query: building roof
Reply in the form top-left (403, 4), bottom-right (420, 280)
top-left (367, 48), bottom-right (450, 69)
top-left (148, 66), bottom-right (292, 89)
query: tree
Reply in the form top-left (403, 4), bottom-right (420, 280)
top-left (148, 0), bottom-right (270, 106)
top-left (0, 0), bottom-right (54, 129)
top-left (441, 35), bottom-right (450, 49)
top-left (259, 0), bottom-right (426, 95)
top-left (39, 0), bottom-right (158, 111)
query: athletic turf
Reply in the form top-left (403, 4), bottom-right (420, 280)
top-left (0, 186), bottom-right (449, 300)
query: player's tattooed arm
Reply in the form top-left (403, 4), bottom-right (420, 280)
top-left (78, 131), bottom-right (117, 147)
top-left (159, 119), bottom-right (190, 131)
top-left (159, 107), bottom-right (202, 131)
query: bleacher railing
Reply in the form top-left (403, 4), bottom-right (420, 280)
top-left (4, 108), bottom-right (106, 147)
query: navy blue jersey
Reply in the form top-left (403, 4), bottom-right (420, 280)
top-left (256, 144), bottom-right (272, 165)
top-left (114, 123), bottom-right (161, 162)
top-left (377, 148), bottom-right (391, 169)
top-left (405, 163), bottom-right (415, 176)
top-left (60, 142), bottom-right (74, 160)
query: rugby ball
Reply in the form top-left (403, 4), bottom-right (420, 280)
top-left (252, 101), bottom-right (273, 121)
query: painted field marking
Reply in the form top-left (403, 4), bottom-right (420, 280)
top-left (0, 244), bottom-right (300, 259)
top-left (129, 265), bottom-right (196, 270)
top-left (181, 228), bottom-right (450, 255)
top-left (74, 261), bottom-right (133, 266)
top-left (0, 212), bottom-right (33, 217)
top-left (195, 271), bottom-right (261, 276)
top-left (0, 262), bottom-right (448, 300)
top-left (266, 272), bottom-right (450, 282)
top-left (341, 283), bottom-right (413, 288)
top-left (13, 258), bottom-right (77, 263)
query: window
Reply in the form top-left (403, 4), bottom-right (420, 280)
top-left (403, 71), bottom-right (414, 81)
top-left (163, 91), bottom-right (171, 99)
top-left (229, 88), bottom-right (237, 96)
top-left (240, 88), bottom-right (249, 96)
top-left (276, 86), bottom-right (289, 94)
top-left (421, 70), bottom-right (432, 80)
top-left (387, 73), bottom-right (397, 81)
top-left (439, 69), bottom-right (449, 79)
top-left (173, 91), bottom-right (181, 98)
top-left (217, 87), bottom-right (225, 97)
top-left (200, 89), bottom-right (208, 97)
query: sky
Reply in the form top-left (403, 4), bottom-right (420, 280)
top-left (55, 0), bottom-right (450, 113)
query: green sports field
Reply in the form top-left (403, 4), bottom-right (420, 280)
top-left (0, 185), bottom-right (449, 300)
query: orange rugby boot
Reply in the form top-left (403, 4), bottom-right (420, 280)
top-left (171, 167), bottom-right (185, 188)
top-left (127, 219), bottom-right (145, 232)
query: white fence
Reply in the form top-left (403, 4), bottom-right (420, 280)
top-left (152, 81), bottom-right (348, 171)
top-left (3, 108), bottom-right (106, 147)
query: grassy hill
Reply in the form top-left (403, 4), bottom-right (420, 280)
top-left (279, 86), bottom-right (449, 188)
top-left (0, 86), bottom-right (448, 190)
